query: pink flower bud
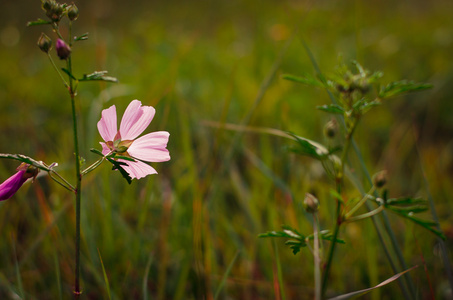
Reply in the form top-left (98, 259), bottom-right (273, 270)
top-left (0, 163), bottom-right (38, 201)
top-left (56, 39), bottom-right (71, 60)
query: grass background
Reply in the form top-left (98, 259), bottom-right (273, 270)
top-left (0, 0), bottom-right (452, 299)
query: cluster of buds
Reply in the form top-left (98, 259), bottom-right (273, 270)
top-left (37, 1), bottom-right (78, 59)
top-left (41, 0), bottom-right (78, 23)
top-left (336, 73), bottom-right (370, 95)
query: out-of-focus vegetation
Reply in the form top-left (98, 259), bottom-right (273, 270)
top-left (0, 0), bottom-right (452, 299)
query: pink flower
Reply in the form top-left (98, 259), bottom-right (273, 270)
top-left (0, 163), bottom-right (38, 201)
top-left (97, 100), bottom-right (170, 179)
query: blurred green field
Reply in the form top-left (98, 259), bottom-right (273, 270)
top-left (0, 0), bottom-right (452, 299)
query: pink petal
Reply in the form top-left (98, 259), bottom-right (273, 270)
top-left (120, 159), bottom-right (157, 179)
top-left (0, 170), bottom-right (28, 201)
top-left (97, 105), bottom-right (117, 142)
top-left (128, 131), bottom-right (170, 162)
top-left (100, 142), bottom-right (111, 155)
top-left (119, 100), bottom-right (155, 140)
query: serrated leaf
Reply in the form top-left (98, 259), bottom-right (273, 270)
top-left (284, 240), bottom-right (305, 255)
top-left (61, 68), bottom-right (77, 80)
top-left (27, 19), bottom-right (52, 26)
top-left (386, 208), bottom-right (445, 240)
top-left (317, 104), bottom-right (345, 114)
top-left (79, 71), bottom-right (118, 83)
top-left (379, 80), bottom-right (432, 98)
top-left (282, 73), bottom-right (324, 87)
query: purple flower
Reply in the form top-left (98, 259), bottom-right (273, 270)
top-left (97, 100), bottom-right (170, 179)
top-left (0, 163), bottom-right (38, 201)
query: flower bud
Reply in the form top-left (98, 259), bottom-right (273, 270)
top-left (37, 33), bottom-right (52, 53)
top-left (56, 39), bottom-right (71, 60)
top-left (41, 0), bottom-right (54, 11)
top-left (304, 193), bottom-right (320, 213)
top-left (372, 170), bottom-right (387, 188)
top-left (323, 118), bottom-right (338, 139)
top-left (44, 1), bottom-right (65, 22)
top-left (67, 3), bottom-right (79, 21)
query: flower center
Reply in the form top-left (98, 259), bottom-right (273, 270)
top-left (106, 132), bottom-right (134, 155)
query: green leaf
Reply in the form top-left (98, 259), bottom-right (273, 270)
top-left (74, 33), bottom-right (89, 42)
top-left (386, 207), bottom-right (446, 240)
top-left (61, 68), bottom-right (77, 80)
top-left (0, 153), bottom-right (51, 172)
top-left (288, 134), bottom-right (325, 159)
top-left (111, 155), bottom-right (136, 162)
top-left (284, 240), bottom-right (305, 255)
top-left (90, 148), bottom-right (105, 157)
top-left (385, 197), bottom-right (427, 206)
top-left (317, 104), bottom-right (345, 114)
top-left (385, 205), bottom-right (428, 214)
top-left (27, 19), bottom-right (52, 26)
top-left (79, 71), bottom-right (118, 83)
top-left (379, 80), bottom-right (432, 98)
top-left (282, 73), bottom-right (324, 87)
top-left (107, 158), bottom-right (132, 184)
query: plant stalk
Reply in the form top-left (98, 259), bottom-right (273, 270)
top-left (313, 213), bottom-right (321, 300)
top-left (321, 116), bottom-right (358, 296)
top-left (65, 22), bottom-right (82, 298)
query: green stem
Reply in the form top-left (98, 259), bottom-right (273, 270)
top-left (63, 21), bottom-right (82, 297)
top-left (321, 116), bottom-right (359, 297)
top-left (345, 205), bottom-right (384, 223)
top-left (48, 171), bottom-right (75, 192)
top-left (313, 213), bottom-right (321, 300)
top-left (344, 187), bottom-right (375, 219)
top-left (47, 53), bottom-right (68, 88)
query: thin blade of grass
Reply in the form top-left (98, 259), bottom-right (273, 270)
top-left (54, 249), bottom-right (63, 300)
top-left (142, 252), bottom-right (153, 300)
top-left (214, 251), bottom-right (240, 300)
top-left (272, 240), bottom-right (286, 300)
top-left (11, 234), bottom-right (24, 299)
top-left (97, 248), bottom-right (111, 300)
top-left (328, 265), bottom-right (418, 300)
top-left (413, 127), bottom-right (453, 291)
